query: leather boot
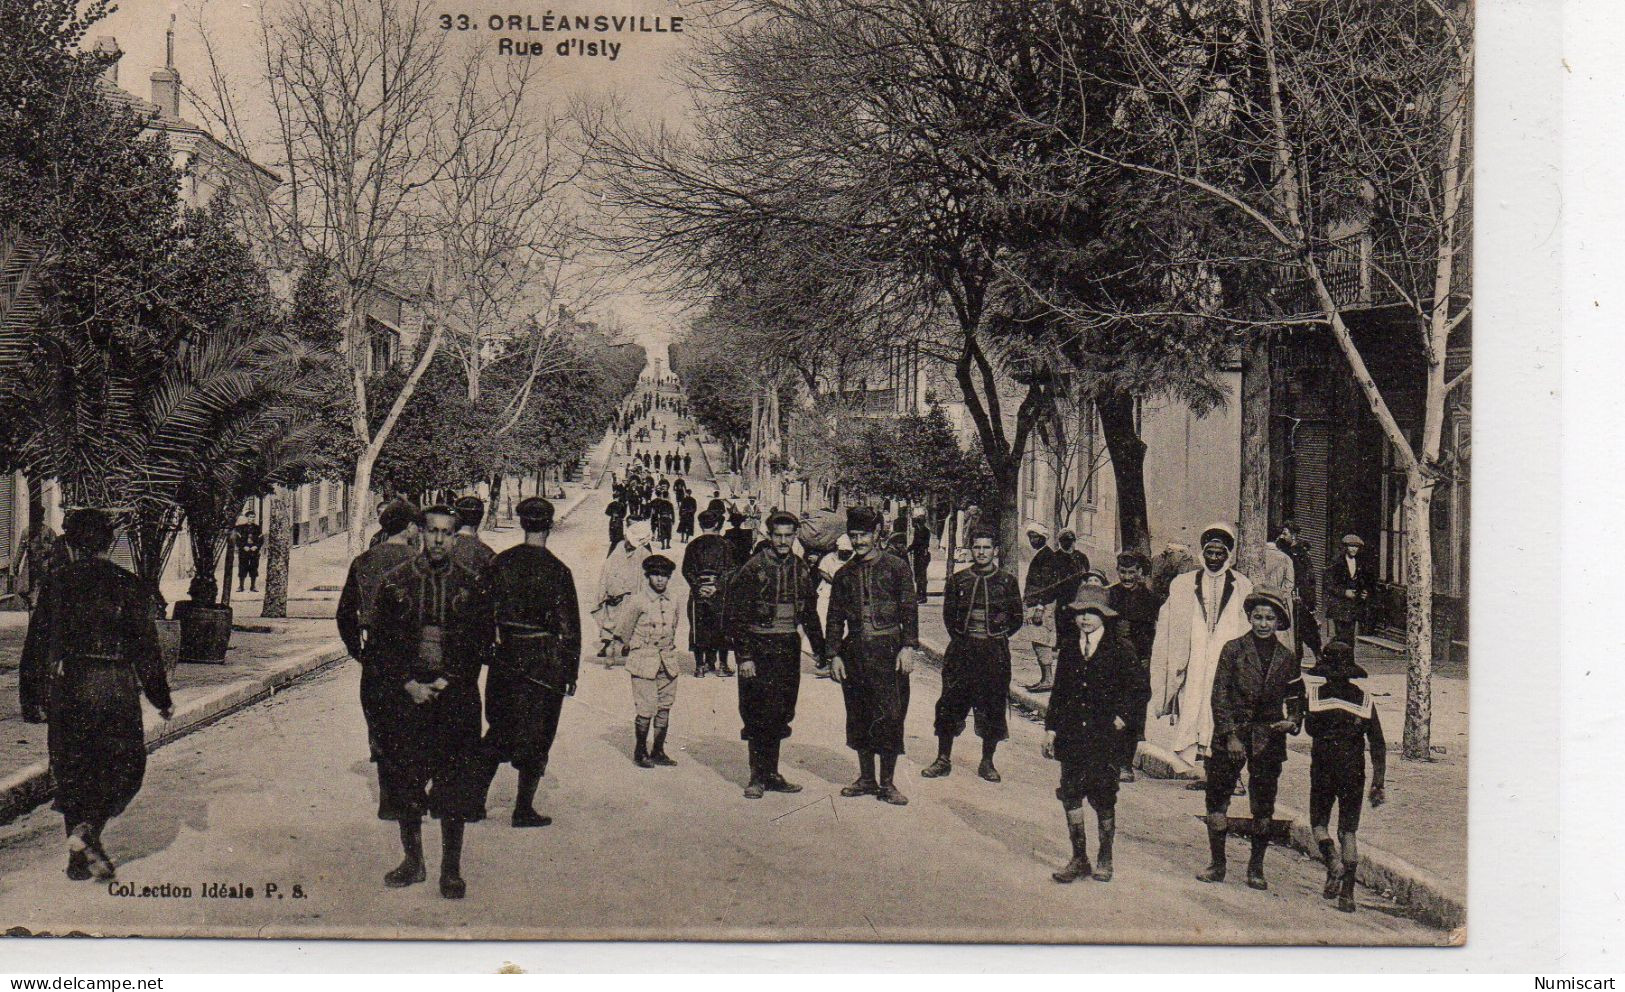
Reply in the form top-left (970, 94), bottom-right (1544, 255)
top-left (512, 768), bottom-right (551, 827)
top-left (1091, 810), bottom-right (1115, 882)
top-left (81, 822), bottom-right (115, 881)
top-left (1196, 823), bottom-right (1227, 883)
top-left (763, 740), bottom-right (801, 793)
top-left (841, 751), bottom-right (879, 797)
top-left (650, 723), bottom-right (677, 765)
top-left (716, 654), bottom-right (735, 677)
top-left (1318, 839), bottom-right (1341, 899)
top-left (633, 718), bottom-right (653, 768)
top-left (1246, 831), bottom-right (1270, 890)
top-left (978, 740), bottom-right (1001, 782)
top-left (743, 742), bottom-right (766, 799)
top-left (439, 819), bottom-right (466, 900)
top-left (921, 736), bottom-right (953, 778)
top-left (1337, 866), bottom-right (1358, 913)
top-left (1024, 660), bottom-right (1054, 693)
top-left (1052, 810), bottom-right (1091, 883)
top-left (876, 754), bottom-right (909, 805)
top-left (385, 820), bottom-right (427, 887)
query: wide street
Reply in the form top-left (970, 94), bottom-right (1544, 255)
top-left (0, 403), bottom-right (1445, 945)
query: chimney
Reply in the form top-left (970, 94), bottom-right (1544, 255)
top-left (92, 36), bottom-right (122, 84)
top-left (149, 15), bottom-right (180, 118)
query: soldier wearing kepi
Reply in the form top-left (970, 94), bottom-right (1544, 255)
top-left (1196, 587), bottom-right (1305, 892)
top-left (451, 495), bottom-right (496, 572)
top-left (922, 529), bottom-right (1023, 783)
top-left (480, 497), bottom-right (580, 828)
top-left (337, 500), bottom-right (425, 763)
top-left (682, 508), bottom-right (738, 677)
top-left (369, 506), bottom-right (493, 899)
top-left (20, 509), bottom-right (174, 882)
top-left (824, 505), bottom-right (920, 806)
top-left (723, 511), bottom-right (826, 799)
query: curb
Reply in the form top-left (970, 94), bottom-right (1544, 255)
top-left (917, 632), bottom-right (1465, 934)
top-left (0, 643), bottom-right (350, 827)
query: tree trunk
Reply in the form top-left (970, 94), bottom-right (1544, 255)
top-left (1236, 333), bottom-right (1273, 580)
top-left (221, 536), bottom-right (235, 608)
top-left (945, 500), bottom-right (959, 579)
top-left (25, 476), bottom-right (44, 530)
top-left (1096, 393), bottom-right (1150, 554)
top-left (348, 450), bottom-right (377, 556)
top-left (262, 486), bottom-right (294, 619)
top-left (994, 464), bottom-right (1022, 567)
top-left (1401, 467), bottom-right (1436, 760)
top-left (487, 474), bottom-right (503, 529)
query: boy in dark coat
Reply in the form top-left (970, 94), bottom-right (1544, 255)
top-left (923, 529), bottom-right (1023, 782)
top-left (682, 509), bottom-right (738, 677)
top-left (1043, 586), bottom-right (1137, 883)
top-left (824, 506), bottom-right (920, 806)
top-left (20, 510), bottom-right (173, 881)
top-left (1305, 641), bottom-right (1387, 913)
top-left (1196, 588), bottom-right (1305, 892)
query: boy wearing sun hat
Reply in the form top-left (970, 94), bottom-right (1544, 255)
top-left (1304, 640), bottom-right (1387, 913)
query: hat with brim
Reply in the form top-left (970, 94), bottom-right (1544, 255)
top-left (1307, 641), bottom-right (1367, 679)
top-left (1069, 584), bottom-right (1118, 618)
top-left (1025, 521), bottom-right (1051, 539)
top-left (1242, 587), bottom-right (1292, 630)
top-left (1341, 533), bottom-right (1366, 548)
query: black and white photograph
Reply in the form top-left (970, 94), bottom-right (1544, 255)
top-left (0, 0), bottom-right (1497, 951)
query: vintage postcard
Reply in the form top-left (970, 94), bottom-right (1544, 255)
top-left (0, 0), bottom-right (1468, 945)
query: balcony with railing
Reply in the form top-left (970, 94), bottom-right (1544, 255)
top-left (1271, 234), bottom-right (1449, 316)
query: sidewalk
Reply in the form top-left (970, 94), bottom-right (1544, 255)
top-left (913, 600), bottom-right (1468, 932)
top-left (0, 446), bottom-right (606, 827)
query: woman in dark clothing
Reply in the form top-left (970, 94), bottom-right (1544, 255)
top-left (20, 509), bottom-right (173, 881)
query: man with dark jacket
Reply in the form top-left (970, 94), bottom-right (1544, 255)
top-left (451, 496), bottom-right (495, 572)
top-left (606, 491), bottom-right (627, 551)
top-left (1043, 586), bottom-right (1137, 883)
top-left (908, 512), bottom-right (932, 603)
top-left (368, 506), bottom-right (494, 899)
top-left (1107, 551), bottom-right (1160, 781)
top-left (1196, 588), bottom-right (1305, 892)
top-left (649, 493), bottom-right (676, 550)
top-left (1276, 521), bottom-right (1323, 659)
top-left (21, 509), bottom-right (173, 882)
top-left (480, 498), bottom-right (580, 828)
top-left (1322, 533), bottom-right (1376, 645)
top-left (676, 490), bottom-right (697, 543)
top-left (681, 509), bottom-right (737, 677)
top-left (723, 511), bottom-right (826, 798)
top-left (922, 529), bottom-right (1023, 783)
top-left (824, 506), bottom-right (920, 806)
top-left (1021, 523), bottom-right (1069, 692)
top-left (338, 501), bottom-right (425, 764)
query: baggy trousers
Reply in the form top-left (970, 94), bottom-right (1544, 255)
top-left (934, 636), bottom-right (1010, 742)
top-left (1204, 731), bottom-right (1288, 822)
top-left (374, 678), bottom-right (486, 822)
top-left (737, 632), bottom-right (803, 742)
top-left (840, 632), bottom-right (910, 756)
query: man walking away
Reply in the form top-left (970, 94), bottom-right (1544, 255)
top-left (451, 496), bottom-right (495, 572)
top-left (481, 498), bottom-right (580, 828)
top-left (21, 510), bottom-right (173, 882)
top-left (908, 510), bottom-right (932, 604)
top-left (923, 530), bottom-right (1023, 783)
top-left (1304, 641), bottom-right (1386, 913)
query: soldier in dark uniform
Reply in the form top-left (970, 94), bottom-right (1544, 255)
top-left (234, 511), bottom-right (265, 592)
top-left (1196, 588), bottom-right (1305, 892)
top-left (1043, 586), bottom-right (1138, 883)
top-left (1107, 551), bottom-right (1160, 782)
top-left (681, 509), bottom-right (737, 677)
top-left (606, 490), bottom-right (627, 550)
top-left (683, 452), bottom-right (692, 475)
top-left (338, 500), bottom-right (425, 764)
top-left (723, 511), bottom-right (825, 799)
top-left (676, 490), bottom-right (697, 543)
top-left (481, 498), bottom-right (580, 828)
top-left (922, 529), bottom-right (1023, 783)
top-left (451, 495), bottom-right (495, 572)
top-left (20, 509), bottom-right (173, 881)
top-left (1304, 641), bottom-right (1386, 913)
top-left (907, 512), bottom-right (932, 603)
top-left (649, 491), bottom-right (676, 550)
top-left (725, 512), bottom-right (754, 563)
top-left (824, 506), bottom-right (920, 806)
top-left (368, 506), bottom-right (493, 899)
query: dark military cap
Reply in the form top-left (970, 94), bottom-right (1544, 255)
top-left (453, 495), bottom-right (486, 528)
top-left (378, 499), bottom-right (423, 536)
top-left (1116, 550), bottom-right (1151, 571)
top-left (516, 496), bottom-right (555, 531)
top-left (698, 508), bottom-right (722, 530)
top-left (765, 510), bottom-right (799, 531)
top-left (642, 554), bottom-right (676, 576)
top-left (846, 506), bottom-right (882, 533)
top-left (422, 504), bottom-right (457, 524)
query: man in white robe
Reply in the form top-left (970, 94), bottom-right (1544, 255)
top-left (594, 520), bottom-right (653, 661)
top-left (1145, 523), bottom-right (1253, 777)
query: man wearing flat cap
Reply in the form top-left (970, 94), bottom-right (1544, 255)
top-left (338, 500), bottom-right (426, 764)
top-left (611, 554), bottom-right (682, 768)
top-left (824, 505), bottom-right (920, 805)
top-left (1043, 586), bottom-right (1138, 884)
top-left (723, 511), bottom-right (826, 798)
top-left (480, 497), bottom-right (580, 828)
top-left (1196, 586), bottom-right (1304, 892)
top-left (1323, 533), bottom-right (1376, 646)
top-left (1021, 521), bottom-right (1070, 693)
top-left (450, 495), bottom-right (495, 573)
top-left (1145, 522), bottom-right (1255, 780)
top-left (368, 505), bottom-right (493, 899)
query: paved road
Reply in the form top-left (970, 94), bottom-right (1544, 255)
top-left (0, 406), bottom-right (1446, 944)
